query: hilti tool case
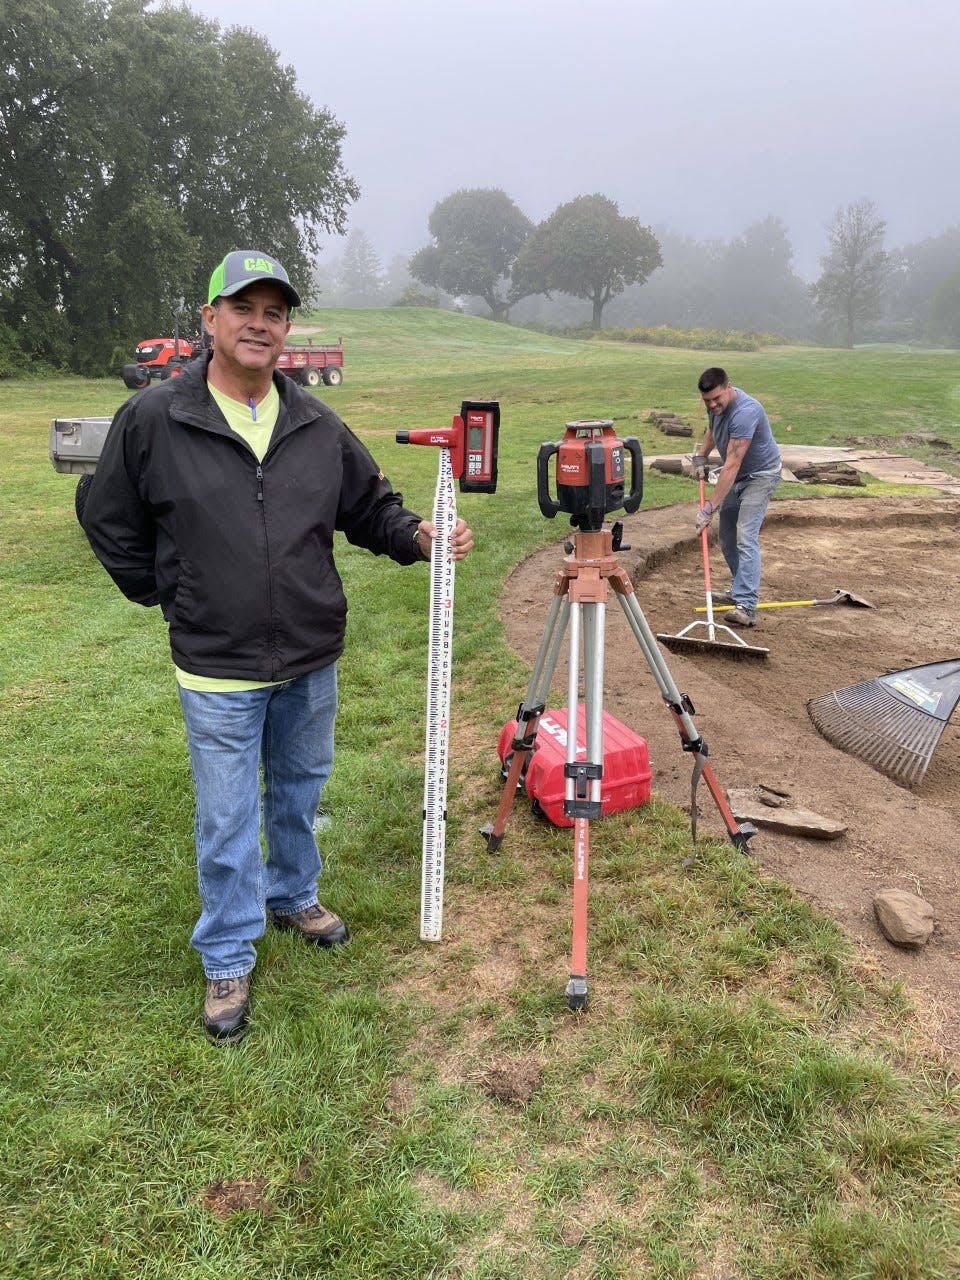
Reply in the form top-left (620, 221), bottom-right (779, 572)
top-left (498, 707), bottom-right (651, 828)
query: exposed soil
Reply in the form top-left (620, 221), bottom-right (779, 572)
top-left (499, 495), bottom-right (960, 1059)
top-left (201, 1177), bottom-right (271, 1217)
top-left (288, 322), bottom-right (328, 336)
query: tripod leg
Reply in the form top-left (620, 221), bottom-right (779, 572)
top-left (615, 588), bottom-right (755, 855)
top-left (481, 592), bottom-right (569, 851)
top-left (567, 817), bottom-right (589, 1010)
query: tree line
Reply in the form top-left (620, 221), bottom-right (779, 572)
top-left (4, 2), bottom-right (959, 378)
top-left (1, 0), bottom-right (358, 376)
top-left (320, 194), bottom-right (960, 349)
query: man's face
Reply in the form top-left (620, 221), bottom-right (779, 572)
top-left (700, 382), bottom-right (736, 415)
top-left (203, 283), bottom-right (291, 376)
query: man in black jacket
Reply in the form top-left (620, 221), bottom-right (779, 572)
top-left (83, 249), bottom-right (474, 1043)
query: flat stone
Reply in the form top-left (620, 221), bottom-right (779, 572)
top-left (726, 788), bottom-right (847, 839)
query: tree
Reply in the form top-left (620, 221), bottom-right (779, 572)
top-left (409, 188), bottom-right (533, 320)
top-left (927, 263), bottom-right (960, 348)
top-left (713, 217), bottom-right (815, 336)
top-left (336, 230), bottom-right (385, 307)
top-left (812, 199), bottom-right (890, 346)
top-left (881, 227), bottom-right (960, 341)
top-left (0, 0), bottom-right (359, 372)
top-left (605, 228), bottom-right (723, 330)
top-left (516, 194), bottom-right (661, 330)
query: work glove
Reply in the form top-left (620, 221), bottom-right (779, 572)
top-left (695, 500), bottom-right (714, 533)
top-left (692, 454), bottom-right (708, 479)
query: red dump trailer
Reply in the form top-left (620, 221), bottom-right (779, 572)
top-left (275, 339), bottom-right (344, 387)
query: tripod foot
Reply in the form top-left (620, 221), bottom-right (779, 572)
top-left (682, 820), bottom-right (757, 868)
top-left (730, 822), bottom-right (757, 856)
top-left (566, 976), bottom-right (588, 1010)
top-left (479, 822), bottom-right (504, 853)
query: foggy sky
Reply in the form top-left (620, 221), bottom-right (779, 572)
top-left (183, 0), bottom-right (959, 280)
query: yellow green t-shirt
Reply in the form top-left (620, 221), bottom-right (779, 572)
top-left (175, 383), bottom-right (282, 692)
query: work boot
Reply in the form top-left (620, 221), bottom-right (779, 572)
top-left (724, 605), bottom-right (757, 628)
top-left (203, 973), bottom-right (252, 1043)
top-left (710, 590), bottom-right (735, 607)
top-left (272, 903), bottom-right (350, 947)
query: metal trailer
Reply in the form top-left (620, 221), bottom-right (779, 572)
top-left (49, 417), bottom-right (112, 521)
top-left (274, 339), bottom-right (344, 387)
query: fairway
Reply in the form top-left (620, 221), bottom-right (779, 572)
top-left (2, 311), bottom-right (959, 1279)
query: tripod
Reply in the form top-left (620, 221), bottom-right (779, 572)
top-left (482, 522), bottom-right (755, 1010)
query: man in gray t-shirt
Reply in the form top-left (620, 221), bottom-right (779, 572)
top-left (692, 367), bottom-right (782, 627)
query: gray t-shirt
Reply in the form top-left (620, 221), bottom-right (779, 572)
top-left (709, 388), bottom-right (781, 475)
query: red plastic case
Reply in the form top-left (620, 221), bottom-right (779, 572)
top-left (498, 706), bottom-right (652, 828)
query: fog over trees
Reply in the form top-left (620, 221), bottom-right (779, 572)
top-left (812, 201), bottom-right (890, 347)
top-left (323, 193), bottom-right (960, 348)
top-left (3, 1), bottom-right (958, 374)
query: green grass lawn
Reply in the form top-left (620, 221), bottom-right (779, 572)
top-left (1, 313), bottom-right (958, 1278)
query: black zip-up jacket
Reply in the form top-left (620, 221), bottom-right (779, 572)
top-left (82, 353), bottom-right (425, 681)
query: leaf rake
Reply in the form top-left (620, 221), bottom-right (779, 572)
top-left (807, 659), bottom-right (960, 788)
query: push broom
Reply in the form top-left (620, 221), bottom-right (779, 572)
top-left (658, 473), bottom-right (769, 659)
top-left (807, 659), bottom-right (960, 788)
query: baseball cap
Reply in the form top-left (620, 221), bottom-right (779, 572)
top-left (207, 250), bottom-right (301, 308)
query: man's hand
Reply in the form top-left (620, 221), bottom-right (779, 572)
top-left (695, 501), bottom-right (714, 533)
top-left (418, 518), bottom-right (475, 561)
top-left (692, 454), bottom-right (709, 479)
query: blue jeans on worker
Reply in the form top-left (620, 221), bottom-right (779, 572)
top-left (178, 663), bottom-right (338, 980)
top-left (717, 467), bottom-right (781, 612)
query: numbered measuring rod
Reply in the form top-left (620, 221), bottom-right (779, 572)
top-left (420, 450), bottom-right (457, 940)
top-left (396, 402), bottom-right (500, 942)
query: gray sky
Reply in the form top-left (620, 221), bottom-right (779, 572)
top-left (184, 0), bottom-right (959, 279)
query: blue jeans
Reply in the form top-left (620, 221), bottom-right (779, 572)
top-left (178, 663), bottom-right (338, 979)
top-left (717, 468), bottom-right (781, 612)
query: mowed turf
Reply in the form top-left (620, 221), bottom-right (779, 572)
top-left (1, 313), bottom-right (958, 1279)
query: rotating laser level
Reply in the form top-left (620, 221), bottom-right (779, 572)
top-left (537, 419), bottom-right (642, 530)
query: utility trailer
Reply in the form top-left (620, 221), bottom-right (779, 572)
top-left (275, 338), bottom-right (344, 388)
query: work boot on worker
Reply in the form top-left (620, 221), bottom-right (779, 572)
top-left (272, 903), bottom-right (350, 947)
top-left (724, 606), bottom-right (757, 628)
top-left (203, 973), bottom-right (252, 1043)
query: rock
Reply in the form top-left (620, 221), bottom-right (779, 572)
top-left (726, 788), bottom-right (847, 839)
top-left (873, 889), bottom-right (935, 949)
top-left (758, 782), bottom-right (791, 799)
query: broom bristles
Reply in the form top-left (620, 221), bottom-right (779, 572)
top-left (657, 620), bottom-right (769, 660)
top-left (658, 632), bottom-right (769, 660)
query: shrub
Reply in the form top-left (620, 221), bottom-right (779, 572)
top-left (594, 324), bottom-right (786, 351)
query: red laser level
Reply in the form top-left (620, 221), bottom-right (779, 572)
top-left (396, 400), bottom-right (499, 493)
top-left (537, 419), bottom-right (642, 530)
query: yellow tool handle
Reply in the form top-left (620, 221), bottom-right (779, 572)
top-left (695, 599), bottom-right (818, 612)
